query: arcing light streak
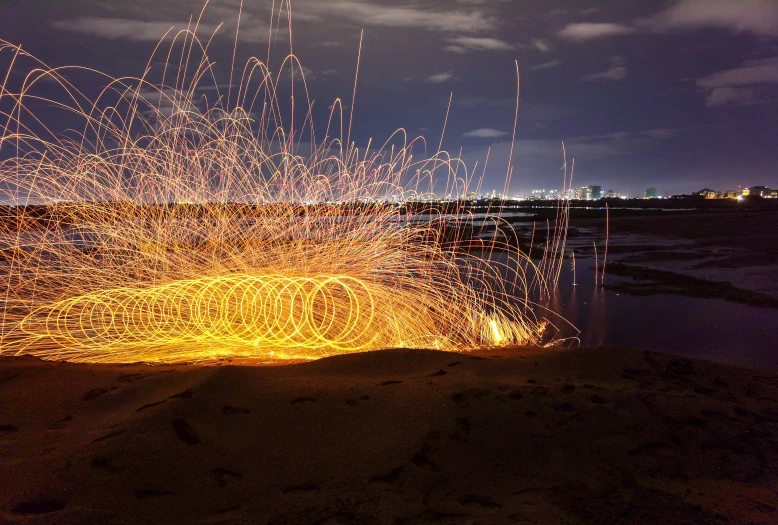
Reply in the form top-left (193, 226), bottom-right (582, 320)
top-left (12, 273), bottom-right (540, 363)
top-left (0, 2), bottom-right (570, 363)
top-left (18, 275), bottom-right (378, 358)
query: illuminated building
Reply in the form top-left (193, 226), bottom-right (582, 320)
top-left (746, 186), bottom-right (769, 197)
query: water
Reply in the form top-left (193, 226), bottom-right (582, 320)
top-left (545, 263), bottom-right (778, 371)
top-left (395, 212), bottom-right (536, 226)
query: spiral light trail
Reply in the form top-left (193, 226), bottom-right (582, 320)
top-left (0, 3), bottom-right (569, 363)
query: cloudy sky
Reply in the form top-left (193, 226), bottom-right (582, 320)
top-left (1, 0), bottom-right (777, 196)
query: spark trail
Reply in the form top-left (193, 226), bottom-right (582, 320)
top-left (0, 3), bottom-right (569, 363)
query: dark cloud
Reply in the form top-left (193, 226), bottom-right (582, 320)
top-left (645, 0), bottom-right (778, 38)
top-left (557, 22), bottom-right (635, 41)
top-left (528, 60), bottom-right (562, 71)
top-left (696, 56), bottom-right (778, 106)
top-left (462, 128), bottom-right (510, 138)
top-left (303, 1), bottom-right (499, 33)
top-left (444, 36), bottom-right (517, 52)
top-left (581, 56), bottom-right (627, 82)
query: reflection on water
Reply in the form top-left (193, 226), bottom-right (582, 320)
top-left (546, 263), bottom-right (778, 371)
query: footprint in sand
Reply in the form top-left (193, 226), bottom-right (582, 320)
top-left (290, 397), bottom-right (317, 404)
top-left (345, 395), bottom-right (370, 406)
top-left (451, 417), bottom-right (471, 442)
top-left (211, 467), bottom-right (243, 487)
top-left (686, 415), bottom-right (707, 428)
top-left (313, 511), bottom-right (356, 524)
top-left (531, 386), bottom-right (548, 397)
top-left (553, 403), bottom-right (576, 413)
top-left (135, 400), bottom-right (167, 413)
top-left (90, 456), bottom-right (120, 474)
top-left (0, 372), bottom-right (20, 385)
top-left (207, 505), bottom-right (243, 517)
top-left (395, 510), bottom-right (472, 525)
top-left (627, 441), bottom-right (670, 458)
top-left (380, 380), bottom-right (403, 386)
top-left (452, 392), bottom-right (470, 408)
top-left (459, 495), bottom-right (501, 509)
top-left (412, 431), bottom-right (442, 472)
top-left (134, 489), bottom-right (175, 499)
top-left (118, 373), bottom-right (145, 383)
top-left (587, 394), bottom-right (607, 404)
top-left (10, 500), bottom-right (66, 515)
top-left (283, 482), bottom-right (320, 494)
top-left (171, 419), bottom-right (199, 445)
top-left (222, 405), bottom-right (250, 415)
top-left (169, 389), bottom-right (194, 399)
top-left (452, 388), bottom-right (491, 408)
top-left (91, 429), bottom-right (126, 444)
top-left (82, 387), bottom-right (111, 401)
top-left (48, 415), bottom-right (72, 430)
top-left (369, 466), bottom-right (404, 484)
top-left (411, 452), bottom-right (440, 472)
top-left (135, 388), bottom-right (194, 412)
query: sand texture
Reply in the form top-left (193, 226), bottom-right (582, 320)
top-left (1, 347), bottom-right (777, 524)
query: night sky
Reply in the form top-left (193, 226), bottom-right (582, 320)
top-left (1, 0), bottom-right (777, 196)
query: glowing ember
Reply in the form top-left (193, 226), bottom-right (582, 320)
top-left (489, 320), bottom-right (504, 344)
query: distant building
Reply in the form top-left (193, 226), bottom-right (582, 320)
top-left (589, 185), bottom-right (602, 200)
top-left (745, 186), bottom-right (769, 197)
top-left (690, 187), bottom-right (743, 199)
top-left (645, 188), bottom-right (658, 199)
top-left (571, 186), bottom-right (590, 199)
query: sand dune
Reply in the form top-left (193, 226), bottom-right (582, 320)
top-left (1, 347), bottom-right (777, 524)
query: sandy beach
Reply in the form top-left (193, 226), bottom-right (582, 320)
top-left (2, 347), bottom-right (777, 524)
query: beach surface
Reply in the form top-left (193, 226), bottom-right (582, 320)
top-left (1, 347), bottom-right (777, 524)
